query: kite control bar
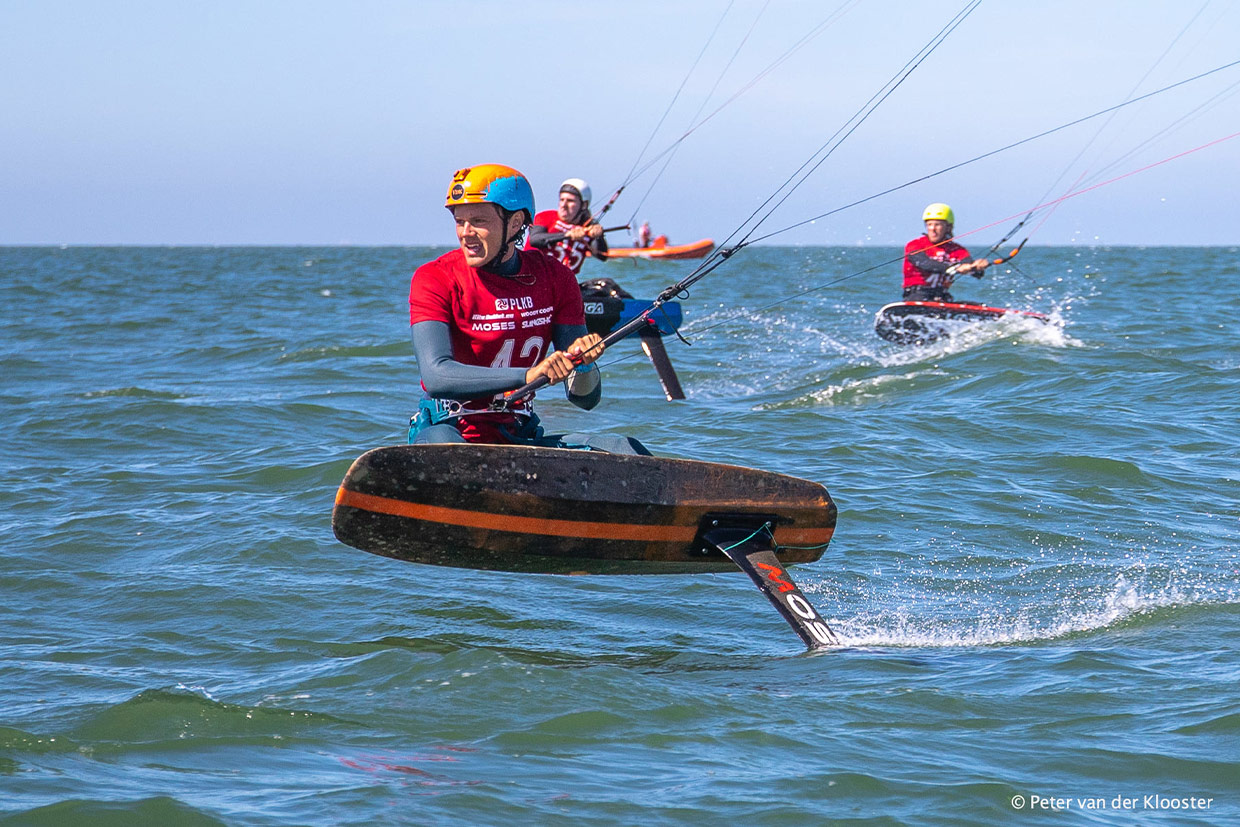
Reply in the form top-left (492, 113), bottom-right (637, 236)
top-left (537, 224), bottom-right (631, 245)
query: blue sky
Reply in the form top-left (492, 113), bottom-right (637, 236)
top-left (2, 0), bottom-right (1237, 246)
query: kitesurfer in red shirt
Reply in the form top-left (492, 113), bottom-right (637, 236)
top-left (526, 178), bottom-right (609, 275)
top-left (902, 203), bottom-right (991, 302)
top-left (408, 164), bottom-right (648, 454)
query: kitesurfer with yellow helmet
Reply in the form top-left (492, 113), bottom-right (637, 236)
top-left (902, 203), bottom-right (991, 302)
top-left (407, 164), bottom-right (649, 454)
top-left (526, 178), bottom-right (609, 275)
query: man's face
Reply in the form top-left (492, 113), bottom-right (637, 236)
top-left (557, 192), bottom-right (583, 223)
top-left (454, 203), bottom-right (510, 268)
top-left (925, 219), bottom-right (950, 244)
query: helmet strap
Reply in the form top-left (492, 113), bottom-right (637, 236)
top-left (480, 207), bottom-right (529, 275)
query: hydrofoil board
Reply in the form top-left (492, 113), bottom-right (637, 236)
top-left (875, 300), bottom-right (1050, 345)
top-left (332, 444), bottom-right (840, 649)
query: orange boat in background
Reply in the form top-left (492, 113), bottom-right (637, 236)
top-left (600, 235), bottom-right (715, 260)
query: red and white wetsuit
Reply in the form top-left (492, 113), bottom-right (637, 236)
top-left (528, 209), bottom-right (596, 275)
top-left (409, 248), bottom-right (585, 442)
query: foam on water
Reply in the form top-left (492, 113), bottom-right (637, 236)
top-left (821, 569), bottom-right (1238, 649)
top-left (757, 368), bottom-right (950, 409)
top-left (869, 309), bottom-right (1078, 367)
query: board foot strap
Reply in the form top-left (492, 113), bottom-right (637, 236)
top-left (703, 526), bottom-right (839, 650)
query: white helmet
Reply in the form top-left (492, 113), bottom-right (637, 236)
top-left (559, 178), bottom-right (591, 207)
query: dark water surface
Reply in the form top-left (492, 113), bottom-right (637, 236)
top-left (2, 245), bottom-right (1237, 825)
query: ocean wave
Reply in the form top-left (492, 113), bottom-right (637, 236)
top-left (78, 387), bottom-right (189, 401)
top-left (0, 796), bottom-right (228, 826)
top-left (277, 341), bottom-right (409, 363)
top-left (68, 687), bottom-right (349, 749)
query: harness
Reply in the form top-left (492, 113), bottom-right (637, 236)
top-left (407, 396), bottom-right (533, 443)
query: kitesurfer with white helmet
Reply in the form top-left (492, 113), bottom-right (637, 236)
top-left (902, 203), bottom-right (991, 302)
top-left (407, 164), bottom-right (648, 454)
top-left (526, 178), bottom-right (609, 275)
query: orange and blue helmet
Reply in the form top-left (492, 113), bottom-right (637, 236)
top-left (445, 164), bottom-right (535, 222)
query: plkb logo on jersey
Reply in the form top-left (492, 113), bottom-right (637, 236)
top-left (495, 296), bottom-right (534, 311)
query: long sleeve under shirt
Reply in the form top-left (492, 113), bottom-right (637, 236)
top-left (902, 235), bottom-right (973, 289)
top-left (411, 320), bottom-right (600, 410)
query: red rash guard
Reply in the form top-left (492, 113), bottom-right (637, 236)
top-left (409, 248), bottom-right (585, 441)
top-left (903, 235), bottom-right (973, 290)
top-left (528, 209), bottom-right (593, 275)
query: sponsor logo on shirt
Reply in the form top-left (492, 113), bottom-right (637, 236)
top-left (470, 296), bottom-right (553, 332)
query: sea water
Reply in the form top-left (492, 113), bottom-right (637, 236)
top-left (1, 245), bottom-right (1236, 825)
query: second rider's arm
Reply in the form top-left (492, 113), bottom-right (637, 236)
top-left (525, 223), bottom-right (553, 249)
top-left (585, 223), bottom-right (608, 261)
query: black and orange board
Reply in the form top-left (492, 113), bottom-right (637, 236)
top-left (332, 443), bottom-right (840, 649)
top-left (875, 300), bottom-right (1051, 345)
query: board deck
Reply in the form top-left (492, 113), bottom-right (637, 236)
top-left (332, 444), bottom-right (836, 575)
top-left (875, 300), bottom-right (1050, 344)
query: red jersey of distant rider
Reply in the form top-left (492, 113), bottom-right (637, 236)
top-left (530, 209), bottom-right (593, 275)
top-left (409, 247), bottom-right (585, 441)
top-left (903, 235), bottom-right (973, 290)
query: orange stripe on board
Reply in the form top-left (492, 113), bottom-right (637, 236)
top-left (335, 487), bottom-right (833, 545)
top-left (337, 488), bottom-right (696, 542)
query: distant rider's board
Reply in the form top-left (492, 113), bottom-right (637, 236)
top-left (875, 300), bottom-right (1051, 345)
top-left (333, 444), bottom-right (840, 650)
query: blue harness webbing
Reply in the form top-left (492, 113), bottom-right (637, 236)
top-left (407, 397), bottom-right (533, 443)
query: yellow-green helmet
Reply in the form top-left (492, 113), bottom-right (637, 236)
top-left (922, 203), bottom-right (955, 224)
